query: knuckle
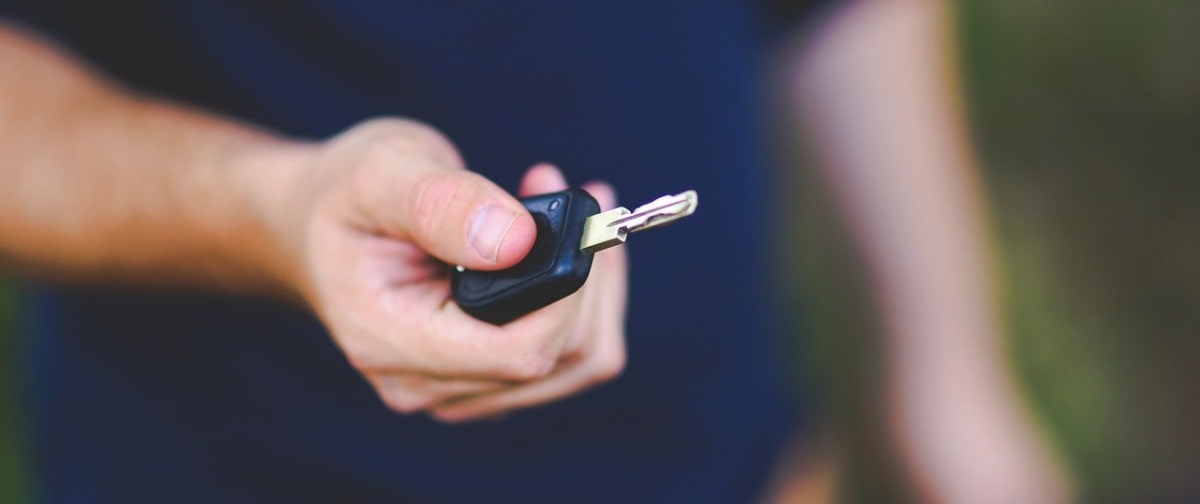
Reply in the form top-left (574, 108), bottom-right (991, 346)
top-left (344, 352), bottom-right (379, 374)
top-left (340, 338), bottom-right (388, 374)
top-left (380, 390), bottom-right (433, 415)
top-left (360, 135), bottom-right (416, 171)
top-left (590, 348), bottom-right (627, 384)
top-left (348, 139), bottom-right (409, 199)
top-left (349, 348), bottom-right (406, 377)
top-left (475, 314), bottom-right (566, 381)
top-left (391, 121), bottom-right (459, 167)
top-left (501, 352), bottom-right (555, 381)
top-left (357, 117), bottom-right (425, 139)
top-left (409, 172), bottom-right (475, 238)
top-left (356, 118), bottom-right (460, 168)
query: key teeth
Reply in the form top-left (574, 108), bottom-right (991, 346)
top-left (644, 213), bottom-right (677, 228)
top-left (617, 190), bottom-right (698, 233)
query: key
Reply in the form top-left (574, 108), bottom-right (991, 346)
top-left (579, 190), bottom-right (698, 252)
top-left (452, 188), bottom-right (698, 324)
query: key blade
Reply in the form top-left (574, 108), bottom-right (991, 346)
top-left (579, 190), bottom-right (699, 253)
top-left (611, 190), bottom-right (698, 234)
top-left (579, 207), bottom-right (631, 253)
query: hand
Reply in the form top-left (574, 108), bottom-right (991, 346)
top-left (429, 158), bottom-right (629, 422)
top-left (272, 118), bottom-right (627, 421)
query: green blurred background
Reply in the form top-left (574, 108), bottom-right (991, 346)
top-left (793, 0), bottom-right (1200, 502)
top-left (0, 0), bottom-right (1197, 502)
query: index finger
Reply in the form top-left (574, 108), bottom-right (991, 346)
top-left (402, 284), bottom-right (582, 381)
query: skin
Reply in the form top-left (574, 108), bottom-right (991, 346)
top-left (791, 0), bottom-right (1072, 502)
top-left (0, 25), bottom-right (628, 424)
top-left (0, 1), bottom-right (1071, 501)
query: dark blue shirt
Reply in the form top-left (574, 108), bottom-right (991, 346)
top-left (3, 1), bottom-right (816, 502)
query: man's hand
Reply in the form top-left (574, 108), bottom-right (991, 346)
top-left (272, 119), bottom-right (628, 422)
top-left (0, 27), bottom-right (626, 423)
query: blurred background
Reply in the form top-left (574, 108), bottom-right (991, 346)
top-left (0, 0), bottom-right (1196, 502)
top-left (789, 0), bottom-right (1200, 502)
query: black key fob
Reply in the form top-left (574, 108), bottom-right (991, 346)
top-left (451, 188), bottom-right (601, 325)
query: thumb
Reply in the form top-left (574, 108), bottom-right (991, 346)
top-left (368, 165), bottom-right (536, 270)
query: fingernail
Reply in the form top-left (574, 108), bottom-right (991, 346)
top-left (469, 204), bottom-right (519, 263)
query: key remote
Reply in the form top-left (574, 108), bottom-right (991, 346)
top-left (452, 188), bottom-right (697, 324)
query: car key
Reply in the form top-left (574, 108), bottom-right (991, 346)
top-left (452, 188), bottom-right (698, 324)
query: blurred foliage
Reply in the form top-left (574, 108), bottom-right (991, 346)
top-left (793, 0), bottom-right (1200, 502)
top-left (964, 0), bottom-right (1200, 500)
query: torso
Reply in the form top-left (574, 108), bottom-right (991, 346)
top-left (3, 1), bottom-right (807, 501)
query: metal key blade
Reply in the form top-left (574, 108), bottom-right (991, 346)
top-left (580, 190), bottom-right (698, 253)
top-left (611, 190), bottom-right (698, 234)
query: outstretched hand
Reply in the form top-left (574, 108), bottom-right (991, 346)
top-left (273, 118), bottom-right (627, 422)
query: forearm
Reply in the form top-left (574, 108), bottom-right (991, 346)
top-left (0, 22), bottom-right (626, 425)
top-left (797, 3), bottom-right (995, 360)
top-left (0, 25), bottom-right (310, 294)
top-left (793, 1), bottom-right (1068, 502)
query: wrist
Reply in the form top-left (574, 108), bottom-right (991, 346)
top-left (221, 134), bottom-right (321, 303)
